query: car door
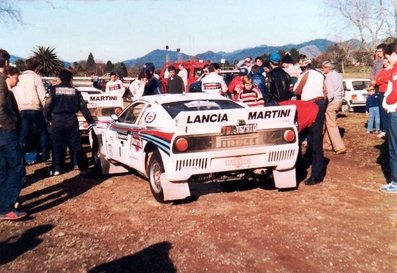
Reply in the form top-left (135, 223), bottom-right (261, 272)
top-left (107, 101), bottom-right (147, 167)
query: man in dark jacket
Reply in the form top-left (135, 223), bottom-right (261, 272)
top-left (167, 65), bottom-right (185, 93)
top-left (265, 53), bottom-right (292, 104)
top-left (0, 49), bottom-right (26, 220)
top-left (44, 69), bottom-right (94, 176)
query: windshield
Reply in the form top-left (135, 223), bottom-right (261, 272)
top-left (162, 99), bottom-right (244, 119)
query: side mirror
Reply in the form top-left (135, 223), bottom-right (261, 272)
top-left (111, 114), bottom-right (118, 121)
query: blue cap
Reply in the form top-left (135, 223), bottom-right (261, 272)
top-left (269, 53), bottom-right (281, 63)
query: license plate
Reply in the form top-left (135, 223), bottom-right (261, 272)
top-left (216, 134), bottom-right (259, 148)
top-left (221, 123), bottom-right (257, 135)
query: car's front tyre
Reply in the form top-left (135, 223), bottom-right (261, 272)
top-left (147, 150), bottom-right (165, 203)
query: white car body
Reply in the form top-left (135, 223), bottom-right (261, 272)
top-left (76, 86), bottom-right (124, 133)
top-left (89, 93), bottom-right (299, 202)
top-left (342, 78), bottom-right (370, 112)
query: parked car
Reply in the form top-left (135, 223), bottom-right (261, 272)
top-left (89, 93), bottom-right (299, 203)
top-left (342, 78), bottom-right (370, 112)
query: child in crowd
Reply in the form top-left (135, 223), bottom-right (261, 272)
top-left (236, 75), bottom-right (264, 107)
top-left (365, 86), bottom-right (380, 133)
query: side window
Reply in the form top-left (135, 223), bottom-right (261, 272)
top-left (117, 102), bottom-right (146, 124)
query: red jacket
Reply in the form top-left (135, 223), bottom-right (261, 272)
top-left (375, 68), bottom-right (392, 93)
top-left (386, 64), bottom-right (397, 105)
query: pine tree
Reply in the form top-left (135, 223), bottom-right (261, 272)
top-left (86, 52), bottom-right (96, 73)
top-left (104, 60), bottom-right (114, 74)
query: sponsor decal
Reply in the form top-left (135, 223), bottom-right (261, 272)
top-left (117, 132), bottom-right (128, 140)
top-left (145, 112), bottom-right (156, 123)
top-left (248, 109), bottom-right (291, 120)
top-left (56, 87), bottom-right (76, 96)
top-left (187, 113), bottom-right (228, 123)
top-left (88, 95), bottom-right (119, 102)
top-left (131, 132), bottom-right (142, 151)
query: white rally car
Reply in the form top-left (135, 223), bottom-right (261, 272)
top-left (89, 93), bottom-right (299, 202)
top-left (76, 86), bottom-right (124, 134)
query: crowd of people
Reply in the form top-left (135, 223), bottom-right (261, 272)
top-left (2, 43), bottom-right (397, 220)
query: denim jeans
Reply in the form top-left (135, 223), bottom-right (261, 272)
top-left (368, 107), bottom-right (380, 132)
top-left (0, 129), bottom-right (24, 214)
top-left (388, 113), bottom-right (397, 182)
top-left (20, 110), bottom-right (49, 161)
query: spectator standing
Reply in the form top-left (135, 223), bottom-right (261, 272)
top-left (142, 69), bottom-right (161, 96)
top-left (228, 68), bottom-right (248, 100)
top-left (91, 73), bottom-right (99, 89)
top-left (44, 69), bottom-right (94, 176)
top-left (375, 58), bottom-right (393, 138)
top-left (0, 50), bottom-right (26, 220)
top-left (201, 64), bottom-right (228, 95)
top-left (322, 61), bottom-right (346, 154)
top-left (177, 63), bottom-right (188, 91)
top-left (265, 53), bottom-right (292, 105)
top-left (293, 57), bottom-right (327, 185)
top-left (129, 71), bottom-right (147, 99)
top-left (105, 72), bottom-right (125, 96)
top-left (167, 65), bottom-right (185, 94)
top-left (250, 65), bottom-right (266, 98)
top-left (254, 56), bottom-right (265, 75)
top-left (236, 75), bottom-right (264, 107)
top-left (370, 43), bottom-right (386, 88)
top-left (282, 52), bottom-right (301, 86)
top-left (380, 42), bottom-right (397, 193)
top-left (12, 57), bottom-right (50, 163)
top-left (365, 86), bottom-right (380, 133)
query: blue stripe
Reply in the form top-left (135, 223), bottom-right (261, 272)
top-left (141, 133), bottom-right (171, 155)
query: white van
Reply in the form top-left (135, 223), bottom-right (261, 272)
top-left (342, 78), bottom-right (370, 112)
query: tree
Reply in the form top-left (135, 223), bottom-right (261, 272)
top-left (0, 0), bottom-right (22, 24)
top-left (86, 52), bottom-right (96, 74)
top-left (114, 62), bottom-right (128, 77)
top-left (32, 46), bottom-right (64, 76)
top-left (104, 61), bottom-right (114, 74)
top-left (325, 0), bottom-right (396, 50)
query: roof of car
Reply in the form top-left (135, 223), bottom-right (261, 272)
top-left (136, 93), bottom-right (231, 104)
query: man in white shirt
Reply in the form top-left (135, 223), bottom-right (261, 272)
top-left (105, 72), bottom-right (125, 96)
top-left (201, 64), bottom-right (227, 95)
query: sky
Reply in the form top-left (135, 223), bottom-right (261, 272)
top-left (1, 0), bottom-right (345, 63)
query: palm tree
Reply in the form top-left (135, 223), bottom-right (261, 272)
top-left (32, 46), bottom-right (64, 76)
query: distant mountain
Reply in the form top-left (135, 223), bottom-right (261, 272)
top-left (10, 55), bottom-right (24, 64)
top-left (122, 38), bottom-right (337, 69)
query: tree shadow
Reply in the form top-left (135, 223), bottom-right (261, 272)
top-left (0, 224), bottom-right (54, 265)
top-left (88, 241), bottom-right (176, 273)
top-left (21, 172), bottom-right (109, 214)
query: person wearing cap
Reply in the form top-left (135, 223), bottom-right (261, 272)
top-left (293, 56), bottom-right (327, 185)
top-left (322, 61), bottom-right (346, 154)
top-left (265, 52), bottom-right (292, 105)
top-left (200, 63), bottom-right (228, 95)
top-left (143, 62), bottom-right (163, 95)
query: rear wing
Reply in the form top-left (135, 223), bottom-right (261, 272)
top-left (175, 105), bottom-right (297, 134)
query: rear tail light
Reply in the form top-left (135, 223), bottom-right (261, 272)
top-left (283, 129), bottom-right (296, 143)
top-left (83, 121), bottom-right (89, 128)
top-left (351, 94), bottom-right (357, 100)
top-left (175, 137), bottom-right (189, 152)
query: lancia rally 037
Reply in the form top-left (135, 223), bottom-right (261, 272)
top-left (89, 93), bottom-right (299, 202)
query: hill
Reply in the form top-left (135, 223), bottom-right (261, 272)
top-left (123, 38), bottom-right (336, 68)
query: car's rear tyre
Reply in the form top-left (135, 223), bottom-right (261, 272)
top-left (147, 150), bottom-right (165, 203)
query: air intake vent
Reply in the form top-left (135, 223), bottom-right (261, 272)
top-left (268, 149), bottom-right (296, 162)
top-left (176, 158), bottom-right (208, 171)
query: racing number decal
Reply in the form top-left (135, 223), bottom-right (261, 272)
top-left (131, 131), bottom-right (143, 151)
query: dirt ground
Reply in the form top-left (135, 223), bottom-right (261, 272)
top-left (0, 111), bottom-right (396, 273)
